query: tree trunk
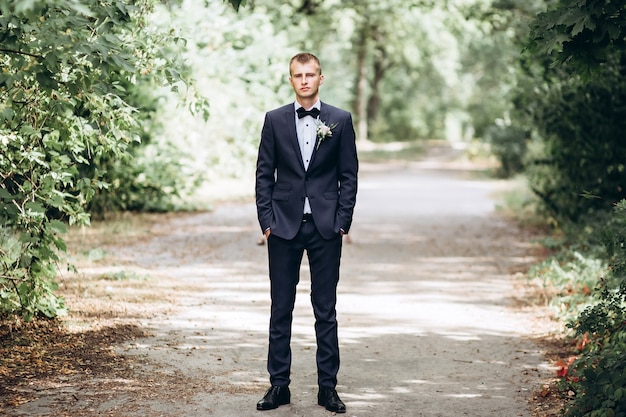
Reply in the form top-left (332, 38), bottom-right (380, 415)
top-left (367, 51), bottom-right (386, 123)
top-left (352, 23), bottom-right (369, 142)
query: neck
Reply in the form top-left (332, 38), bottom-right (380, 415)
top-left (296, 97), bottom-right (319, 109)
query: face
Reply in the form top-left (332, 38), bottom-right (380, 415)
top-left (289, 60), bottom-right (324, 103)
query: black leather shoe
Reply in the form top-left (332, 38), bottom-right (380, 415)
top-left (317, 386), bottom-right (346, 413)
top-left (257, 386), bottom-right (290, 410)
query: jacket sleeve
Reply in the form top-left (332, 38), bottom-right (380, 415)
top-left (336, 112), bottom-right (358, 234)
top-left (255, 112), bottom-right (276, 233)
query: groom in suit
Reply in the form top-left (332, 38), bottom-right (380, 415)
top-left (255, 52), bottom-right (358, 413)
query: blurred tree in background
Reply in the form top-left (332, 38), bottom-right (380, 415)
top-left (0, 0), bottom-right (546, 319)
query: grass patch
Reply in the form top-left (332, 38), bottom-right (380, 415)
top-left (101, 270), bottom-right (149, 281)
top-left (493, 174), bottom-right (555, 231)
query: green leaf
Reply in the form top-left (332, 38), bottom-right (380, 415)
top-left (24, 201), bottom-right (45, 214)
top-left (47, 219), bottom-right (67, 234)
top-left (0, 188), bottom-right (13, 200)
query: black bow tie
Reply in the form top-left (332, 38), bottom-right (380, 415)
top-left (296, 107), bottom-right (320, 119)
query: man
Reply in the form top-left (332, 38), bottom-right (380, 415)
top-left (255, 52), bottom-right (358, 413)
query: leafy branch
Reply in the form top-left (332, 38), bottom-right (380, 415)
top-left (0, 47), bottom-right (43, 58)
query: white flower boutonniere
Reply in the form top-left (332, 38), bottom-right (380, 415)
top-left (315, 119), bottom-right (337, 150)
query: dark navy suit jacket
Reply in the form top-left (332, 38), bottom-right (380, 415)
top-left (255, 102), bottom-right (358, 240)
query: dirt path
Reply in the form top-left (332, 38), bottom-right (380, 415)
top-left (7, 146), bottom-right (557, 416)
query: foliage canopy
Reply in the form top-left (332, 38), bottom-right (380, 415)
top-left (520, 0), bottom-right (626, 221)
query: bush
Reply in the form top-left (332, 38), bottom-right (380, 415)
top-left (558, 201), bottom-right (626, 417)
top-left (0, 0), bottom-right (197, 319)
top-left (524, 62), bottom-right (626, 222)
top-left (484, 123), bottom-right (529, 178)
top-left (564, 281), bottom-right (626, 417)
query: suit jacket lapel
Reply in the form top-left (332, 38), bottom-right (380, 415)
top-left (318, 101), bottom-right (330, 125)
top-left (284, 107), bottom-right (305, 171)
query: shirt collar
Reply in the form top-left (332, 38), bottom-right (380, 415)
top-left (293, 100), bottom-right (321, 112)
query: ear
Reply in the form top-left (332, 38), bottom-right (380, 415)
top-left (319, 74), bottom-right (324, 85)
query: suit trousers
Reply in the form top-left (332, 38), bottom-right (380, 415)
top-left (266, 218), bottom-right (342, 388)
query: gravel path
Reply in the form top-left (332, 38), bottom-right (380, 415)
top-left (9, 146), bottom-right (555, 417)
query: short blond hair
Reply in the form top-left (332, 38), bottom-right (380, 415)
top-left (289, 52), bottom-right (322, 75)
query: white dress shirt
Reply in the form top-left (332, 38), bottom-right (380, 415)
top-left (294, 101), bottom-right (320, 215)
